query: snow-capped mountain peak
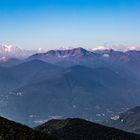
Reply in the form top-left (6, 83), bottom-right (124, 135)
top-left (0, 44), bottom-right (45, 61)
top-left (92, 46), bottom-right (109, 51)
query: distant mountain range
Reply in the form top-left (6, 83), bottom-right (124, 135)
top-left (0, 47), bottom-right (140, 126)
top-left (29, 47), bottom-right (140, 63)
top-left (1, 45), bottom-right (140, 62)
top-left (0, 44), bottom-right (43, 60)
top-left (0, 115), bottom-right (140, 140)
top-left (28, 47), bottom-right (140, 81)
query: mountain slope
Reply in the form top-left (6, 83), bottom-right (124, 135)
top-left (1, 47), bottom-right (140, 130)
top-left (4, 65), bottom-right (140, 126)
top-left (0, 58), bottom-right (22, 67)
top-left (0, 116), bottom-right (140, 140)
top-left (29, 47), bottom-right (93, 60)
top-left (28, 47), bottom-right (140, 64)
top-left (104, 106), bottom-right (140, 134)
top-left (0, 60), bottom-right (62, 93)
top-left (10, 60), bottom-right (63, 84)
top-left (28, 47), bottom-right (102, 67)
top-left (36, 118), bottom-right (140, 140)
top-left (28, 47), bottom-right (140, 81)
top-left (0, 116), bottom-right (56, 140)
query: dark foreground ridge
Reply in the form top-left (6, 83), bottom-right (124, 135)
top-left (0, 115), bottom-right (140, 140)
top-left (0, 116), bottom-right (56, 140)
top-left (36, 118), bottom-right (140, 140)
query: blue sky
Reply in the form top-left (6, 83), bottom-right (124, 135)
top-left (0, 0), bottom-right (140, 50)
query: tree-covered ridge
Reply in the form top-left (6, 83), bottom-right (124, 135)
top-left (0, 116), bottom-right (57, 140)
top-left (36, 118), bottom-right (140, 140)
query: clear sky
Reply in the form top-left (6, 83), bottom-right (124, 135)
top-left (0, 0), bottom-right (140, 50)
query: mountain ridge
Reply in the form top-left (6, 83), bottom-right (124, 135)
top-left (1, 115), bottom-right (140, 140)
top-left (36, 118), bottom-right (140, 140)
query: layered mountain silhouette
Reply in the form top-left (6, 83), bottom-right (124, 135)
top-left (28, 47), bottom-right (140, 79)
top-left (2, 64), bottom-right (140, 126)
top-left (29, 47), bottom-right (93, 59)
top-left (0, 60), bottom-right (62, 91)
top-left (0, 47), bottom-right (140, 126)
top-left (0, 115), bottom-right (139, 140)
top-left (28, 48), bottom-right (140, 65)
top-left (28, 47), bottom-right (99, 67)
top-left (104, 106), bottom-right (140, 134)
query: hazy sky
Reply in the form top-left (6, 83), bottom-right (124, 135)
top-left (0, 0), bottom-right (140, 50)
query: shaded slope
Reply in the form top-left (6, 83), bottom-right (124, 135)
top-left (5, 66), bottom-right (140, 126)
top-left (36, 118), bottom-right (140, 140)
top-left (0, 116), bottom-right (56, 140)
top-left (10, 59), bottom-right (63, 84)
top-left (0, 60), bottom-right (62, 93)
top-left (104, 106), bottom-right (140, 134)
